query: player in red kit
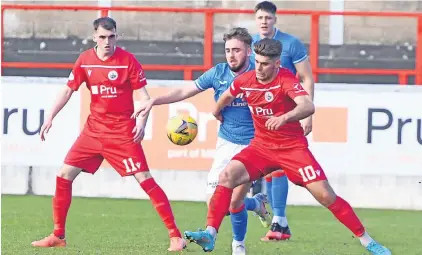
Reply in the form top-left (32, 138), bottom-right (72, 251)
top-left (184, 38), bottom-right (391, 255)
top-left (31, 17), bottom-right (186, 252)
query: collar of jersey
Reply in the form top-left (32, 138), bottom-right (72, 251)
top-left (229, 62), bottom-right (253, 77)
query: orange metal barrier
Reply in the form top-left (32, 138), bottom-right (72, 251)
top-left (1, 4), bottom-right (422, 85)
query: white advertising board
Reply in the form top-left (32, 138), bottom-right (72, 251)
top-left (1, 77), bottom-right (421, 209)
top-left (1, 77), bottom-right (80, 166)
top-left (309, 84), bottom-right (422, 177)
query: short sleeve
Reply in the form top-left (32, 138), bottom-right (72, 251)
top-left (229, 78), bottom-right (242, 97)
top-left (291, 38), bottom-right (308, 64)
top-left (194, 67), bottom-right (216, 91)
top-left (129, 55), bottom-right (147, 90)
top-left (283, 75), bottom-right (309, 100)
top-left (67, 56), bottom-right (87, 91)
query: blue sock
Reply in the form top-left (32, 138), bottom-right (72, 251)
top-left (230, 206), bottom-right (248, 241)
top-left (265, 178), bottom-right (273, 211)
top-left (272, 174), bottom-right (288, 217)
top-left (244, 197), bottom-right (257, 211)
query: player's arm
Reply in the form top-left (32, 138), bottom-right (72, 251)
top-left (40, 57), bottom-right (86, 141)
top-left (132, 83), bottom-right (202, 119)
top-left (134, 87), bottom-right (151, 128)
top-left (292, 38), bottom-right (314, 100)
top-left (212, 81), bottom-right (239, 122)
top-left (292, 38), bottom-right (315, 135)
top-left (152, 83), bottom-right (202, 105)
top-left (283, 95), bottom-right (315, 122)
top-left (152, 66), bottom-right (217, 105)
top-left (294, 60), bottom-right (314, 101)
top-left (265, 78), bottom-right (315, 131)
top-left (128, 55), bottom-right (154, 142)
top-left (133, 66), bottom-right (216, 118)
top-left (50, 56), bottom-right (86, 119)
top-left (45, 87), bottom-right (75, 122)
top-left (265, 94), bottom-right (314, 131)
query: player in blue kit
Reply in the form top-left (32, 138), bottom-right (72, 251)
top-left (251, 1), bottom-right (316, 242)
top-left (133, 27), bottom-right (271, 255)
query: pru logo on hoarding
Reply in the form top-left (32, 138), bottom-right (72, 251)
top-left (3, 108), bottom-right (45, 135)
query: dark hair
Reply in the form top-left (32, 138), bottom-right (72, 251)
top-left (93, 17), bottom-right (117, 31)
top-left (254, 1), bottom-right (277, 14)
top-left (223, 27), bottom-right (253, 47)
top-left (253, 38), bottom-right (282, 58)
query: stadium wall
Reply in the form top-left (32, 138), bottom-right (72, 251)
top-left (3, 0), bottom-right (421, 45)
top-left (1, 77), bottom-right (422, 210)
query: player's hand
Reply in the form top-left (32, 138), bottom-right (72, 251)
top-left (301, 116), bottom-right (313, 136)
top-left (132, 124), bottom-right (145, 143)
top-left (265, 115), bottom-right (287, 131)
top-left (212, 109), bottom-right (223, 122)
top-left (40, 118), bottom-right (53, 141)
top-left (131, 99), bottom-right (154, 119)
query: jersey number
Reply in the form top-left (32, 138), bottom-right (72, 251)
top-left (298, 165), bottom-right (316, 182)
top-left (123, 158), bottom-right (138, 173)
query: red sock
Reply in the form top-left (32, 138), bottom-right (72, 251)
top-left (140, 178), bottom-right (181, 238)
top-left (207, 185), bottom-right (233, 231)
top-left (53, 176), bottom-right (73, 238)
top-left (328, 196), bottom-right (365, 237)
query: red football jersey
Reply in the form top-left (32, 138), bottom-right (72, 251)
top-left (229, 68), bottom-right (309, 149)
top-left (67, 46), bottom-right (147, 138)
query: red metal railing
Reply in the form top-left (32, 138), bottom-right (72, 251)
top-left (1, 4), bottom-right (422, 85)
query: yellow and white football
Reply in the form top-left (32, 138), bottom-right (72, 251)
top-left (166, 115), bottom-right (198, 146)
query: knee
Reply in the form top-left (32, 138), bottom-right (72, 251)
top-left (318, 189), bottom-right (337, 207)
top-left (57, 165), bottom-right (81, 181)
top-left (230, 198), bottom-right (244, 211)
top-left (134, 172), bottom-right (152, 183)
top-left (218, 170), bottom-right (234, 188)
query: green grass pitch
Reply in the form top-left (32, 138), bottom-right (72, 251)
top-left (2, 195), bottom-right (421, 255)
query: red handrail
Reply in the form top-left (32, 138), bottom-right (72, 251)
top-left (1, 4), bottom-right (422, 85)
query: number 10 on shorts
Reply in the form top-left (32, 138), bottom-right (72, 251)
top-left (298, 165), bottom-right (317, 182)
top-left (123, 158), bottom-right (139, 173)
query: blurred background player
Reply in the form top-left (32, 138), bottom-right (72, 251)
top-left (184, 38), bottom-right (391, 255)
top-left (132, 27), bottom-right (270, 255)
top-left (251, 1), bottom-right (315, 242)
top-left (31, 17), bottom-right (186, 252)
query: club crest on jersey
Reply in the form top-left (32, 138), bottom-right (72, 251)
top-left (265, 91), bottom-right (274, 102)
top-left (108, 70), bottom-right (118, 80)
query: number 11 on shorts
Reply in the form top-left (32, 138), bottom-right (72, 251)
top-left (298, 165), bottom-right (317, 182)
top-left (123, 158), bottom-right (138, 173)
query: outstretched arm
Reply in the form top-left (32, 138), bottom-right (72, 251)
top-left (132, 83), bottom-right (202, 118)
top-left (153, 83), bottom-right (202, 105)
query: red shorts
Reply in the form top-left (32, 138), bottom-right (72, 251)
top-left (64, 133), bottom-right (149, 177)
top-left (232, 144), bottom-right (327, 186)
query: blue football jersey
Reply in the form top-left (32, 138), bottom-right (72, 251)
top-left (194, 62), bottom-right (254, 145)
top-left (251, 28), bottom-right (308, 75)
